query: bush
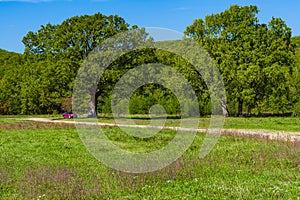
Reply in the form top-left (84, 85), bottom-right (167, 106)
top-left (292, 101), bottom-right (300, 117)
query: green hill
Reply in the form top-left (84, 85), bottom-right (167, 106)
top-left (0, 48), bottom-right (21, 66)
top-left (0, 48), bottom-right (22, 78)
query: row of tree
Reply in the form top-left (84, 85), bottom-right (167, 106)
top-left (0, 5), bottom-right (299, 116)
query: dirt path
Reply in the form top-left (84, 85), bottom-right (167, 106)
top-left (23, 118), bottom-right (300, 142)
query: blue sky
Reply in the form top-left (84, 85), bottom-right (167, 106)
top-left (0, 0), bottom-right (299, 53)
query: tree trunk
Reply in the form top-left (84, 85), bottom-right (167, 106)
top-left (88, 91), bottom-right (100, 118)
top-left (220, 99), bottom-right (229, 117)
top-left (87, 89), bottom-right (101, 118)
top-left (237, 100), bottom-right (243, 117)
top-left (87, 98), bottom-right (97, 118)
top-left (247, 106), bottom-right (251, 117)
top-left (95, 90), bottom-right (101, 117)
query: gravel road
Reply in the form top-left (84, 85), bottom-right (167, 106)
top-left (24, 118), bottom-right (300, 142)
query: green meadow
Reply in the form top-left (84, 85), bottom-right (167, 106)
top-left (0, 118), bottom-right (299, 199)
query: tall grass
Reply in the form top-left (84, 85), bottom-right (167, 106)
top-left (0, 120), bottom-right (299, 199)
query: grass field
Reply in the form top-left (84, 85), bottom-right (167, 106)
top-left (0, 118), bottom-right (299, 199)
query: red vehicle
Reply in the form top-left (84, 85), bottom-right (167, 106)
top-left (62, 112), bottom-right (77, 118)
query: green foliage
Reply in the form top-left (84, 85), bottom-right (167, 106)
top-left (128, 84), bottom-right (181, 115)
top-left (22, 13), bottom-right (129, 59)
top-left (0, 6), bottom-right (299, 116)
top-left (0, 13), bottom-right (131, 115)
top-left (0, 49), bottom-right (23, 114)
top-left (185, 5), bottom-right (295, 116)
top-left (0, 49), bottom-right (21, 79)
top-left (94, 46), bottom-right (211, 116)
top-left (61, 97), bottom-right (73, 112)
top-left (290, 36), bottom-right (300, 115)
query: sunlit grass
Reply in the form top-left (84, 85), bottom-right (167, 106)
top-left (0, 120), bottom-right (299, 199)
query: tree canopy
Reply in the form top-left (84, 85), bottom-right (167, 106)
top-left (185, 5), bottom-right (295, 116)
top-left (0, 13), bottom-right (131, 115)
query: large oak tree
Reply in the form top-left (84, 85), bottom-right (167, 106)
top-left (185, 5), bottom-right (295, 116)
top-left (19, 13), bottom-right (131, 115)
